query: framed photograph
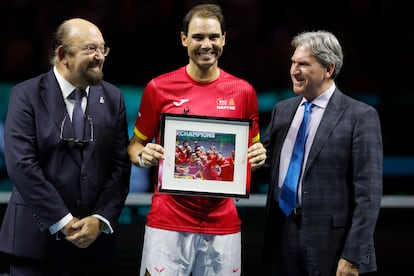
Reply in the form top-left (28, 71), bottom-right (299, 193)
top-left (158, 113), bottom-right (252, 198)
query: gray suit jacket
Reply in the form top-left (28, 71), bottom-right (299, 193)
top-left (0, 69), bottom-right (131, 260)
top-left (262, 89), bottom-right (383, 274)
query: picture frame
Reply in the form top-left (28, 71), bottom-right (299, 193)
top-left (158, 113), bottom-right (252, 198)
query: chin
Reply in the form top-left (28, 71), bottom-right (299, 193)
top-left (197, 62), bottom-right (215, 70)
top-left (86, 73), bottom-right (103, 85)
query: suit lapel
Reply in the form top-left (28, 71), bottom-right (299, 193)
top-left (40, 70), bottom-right (67, 131)
top-left (305, 89), bottom-right (346, 170)
top-left (277, 97), bottom-right (302, 159)
top-left (40, 70), bottom-right (82, 164)
top-left (81, 86), bottom-right (102, 166)
top-left (271, 97), bottom-right (302, 199)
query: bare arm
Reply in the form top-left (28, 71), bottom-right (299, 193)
top-left (128, 134), bottom-right (165, 168)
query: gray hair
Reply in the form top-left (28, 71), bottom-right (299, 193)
top-left (49, 19), bottom-right (73, 65)
top-left (292, 30), bottom-right (344, 79)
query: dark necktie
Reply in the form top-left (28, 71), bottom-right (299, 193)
top-left (279, 101), bottom-right (313, 216)
top-left (70, 89), bottom-right (86, 141)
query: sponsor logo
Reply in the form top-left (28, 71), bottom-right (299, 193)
top-left (233, 267), bottom-right (240, 273)
top-left (216, 98), bottom-right (236, 110)
top-left (173, 99), bottom-right (190, 106)
top-left (155, 267), bottom-right (165, 273)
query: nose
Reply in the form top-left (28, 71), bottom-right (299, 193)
top-left (95, 49), bottom-right (105, 57)
top-left (94, 46), bottom-right (109, 58)
top-left (93, 54), bottom-right (102, 61)
top-left (93, 51), bottom-right (106, 62)
top-left (201, 38), bottom-right (212, 48)
top-left (290, 64), bottom-right (300, 75)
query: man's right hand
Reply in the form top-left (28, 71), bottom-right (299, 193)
top-left (60, 217), bottom-right (80, 236)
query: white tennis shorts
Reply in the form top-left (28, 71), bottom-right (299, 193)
top-left (139, 225), bottom-right (241, 276)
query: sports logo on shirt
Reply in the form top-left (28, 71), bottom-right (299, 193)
top-left (173, 99), bottom-right (190, 106)
top-left (216, 98), bottom-right (236, 110)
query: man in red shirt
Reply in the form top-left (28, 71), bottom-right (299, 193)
top-left (128, 4), bottom-right (266, 275)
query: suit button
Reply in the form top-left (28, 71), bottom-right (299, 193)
top-left (76, 200), bottom-right (82, 206)
top-left (82, 174), bottom-right (87, 180)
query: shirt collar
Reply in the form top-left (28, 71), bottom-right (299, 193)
top-left (53, 66), bottom-right (90, 99)
top-left (301, 82), bottom-right (335, 109)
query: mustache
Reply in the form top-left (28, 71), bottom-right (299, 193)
top-left (88, 60), bottom-right (102, 68)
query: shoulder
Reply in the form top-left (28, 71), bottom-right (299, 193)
top-left (99, 80), bottom-right (121, 93)
top-left (275, 95), bottom-right (301, 108)
top-left (143, 67), bottom-right (186, 90)
top-left (152, 67), bottom-right (185, 82)
top-left (9, 71), bottom-right (53, 101)
top-left (14, 71), bottom-right (50, 91)
top-left (333, 89), bottom-right (378, 113)
top-left (220, 69), bottom-right (252, 85)
top-left (268, 96), bottom-right (301, 117)
top-left (219, 69), bottom-right (256, 92)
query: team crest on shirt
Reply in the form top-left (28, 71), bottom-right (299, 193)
top-left (216, 98), bottom-right (236, 110)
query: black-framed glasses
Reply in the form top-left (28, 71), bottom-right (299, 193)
top-left (66, 44), bottom-right (110, 56)
top-left (60, 113), bottom-right (94, 144)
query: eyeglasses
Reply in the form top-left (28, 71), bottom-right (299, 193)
top-left (60, 113), bottom-right (94, 144)
top-left (66, 44), bottom-right (110, 56)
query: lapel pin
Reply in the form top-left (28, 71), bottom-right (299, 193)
top-left (99, 97), bottom-right (104, 104)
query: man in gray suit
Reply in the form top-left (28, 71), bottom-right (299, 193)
top-left (262, 30), bottom-right (383, 275)
top-left (0, 18), bottom-right (131, 275)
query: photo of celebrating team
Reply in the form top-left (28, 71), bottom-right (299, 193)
top-left (174, 131), bottom-right (235, 181)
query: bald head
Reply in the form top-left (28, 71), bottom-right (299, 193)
top-left (62, 18), bottom-right (102, 43)
top-left (51, 18), bottom-right (107, 88)
top-left (49, 18), bottom-right (104, 65)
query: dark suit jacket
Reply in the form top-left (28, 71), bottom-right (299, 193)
top-left (0, 69), bottom-right (131, 260)
top-left (262, 89), bottom-right (383, 274)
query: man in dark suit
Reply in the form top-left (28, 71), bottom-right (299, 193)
top-left (262, 30), bottom-right (383, 275)
top-left (0, 18), bottom-right (131, 275)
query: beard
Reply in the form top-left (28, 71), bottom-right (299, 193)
top-left (82, 62), bottom-right (104, 85)
top-left (84, 69), bottom-right (104, 86)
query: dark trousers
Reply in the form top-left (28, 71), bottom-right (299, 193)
top-left (8, 234), bottom-right (117, 276)
top-left (270, 210), bottom-right (309, 276)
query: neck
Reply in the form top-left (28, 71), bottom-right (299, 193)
top-left (186, 64), bottom-right (220, 83)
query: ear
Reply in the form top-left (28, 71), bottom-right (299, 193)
top-left (56, 45), bottom-right (69, 66)
top-left (57, 45), bottom-right (66, 61)
top-left (222, 31), bottom-right (226, 47)
top-left (181, 31), bottom-right (188, 47)
top-left (326, 63), bottom-right (335, 78)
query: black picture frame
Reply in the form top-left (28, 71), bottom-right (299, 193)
top-left (158, 113), bottom-right (252, 198)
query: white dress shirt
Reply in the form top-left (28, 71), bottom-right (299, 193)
top-left (278, 84), bottom-right (335, 205)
